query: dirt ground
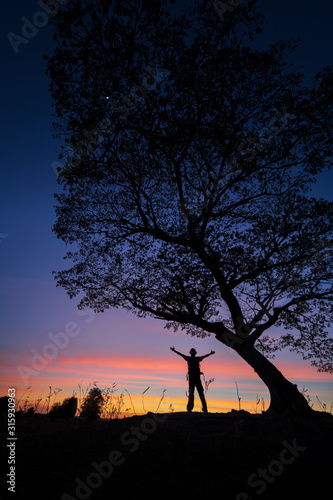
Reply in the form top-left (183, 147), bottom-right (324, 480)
top-left (1, 410), bottom-right (332, 500)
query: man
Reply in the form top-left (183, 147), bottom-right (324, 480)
top-left (170, 346), bottom-right (215, 412)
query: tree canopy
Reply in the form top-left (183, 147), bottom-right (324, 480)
top-left (80, 386), bottom-right (104, 419)
top-left (46, 0), bottom-right (333, 413)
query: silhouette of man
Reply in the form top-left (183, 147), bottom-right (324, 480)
top-left (170, 346), bottom-right (215, 412)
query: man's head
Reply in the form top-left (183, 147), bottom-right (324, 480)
top-left (189, 348), bottom-right (197, 356)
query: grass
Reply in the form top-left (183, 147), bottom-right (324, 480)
top-left (4, 380), bottom-right (333, 419)
top-left (9, 382), bottom-right (174, 419)
top-left (1, 382), bottom-right (333, 500)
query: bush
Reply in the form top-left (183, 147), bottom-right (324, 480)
top-left (49, 396), bottom-right (78, 419)
top-left (80, 387), bottom-right (103, 420)
top-left (0, 396), bottom-right (8, 417)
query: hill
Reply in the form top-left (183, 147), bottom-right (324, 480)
top-left (1, 410), bottom-right (332, 500)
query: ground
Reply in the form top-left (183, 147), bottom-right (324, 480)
top-left (1, 410), bottom-right (332, 500)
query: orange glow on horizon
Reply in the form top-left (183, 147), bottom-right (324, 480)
top-left (1, 348), bottom-right (332, 415)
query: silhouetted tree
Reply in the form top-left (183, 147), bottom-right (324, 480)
top-left (49, 396), bottom-right (78, 419)
top-left (80, 387), bottom-right (104, 420)
top-left (46, 0), bottom-right (333, 416)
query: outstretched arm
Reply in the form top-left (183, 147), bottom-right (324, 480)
top-left (201, 350), bottom-right (215, 359)
top-left (170, 346), bottom-right (186, 359)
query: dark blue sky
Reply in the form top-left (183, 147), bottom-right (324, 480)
top-left (0, 1), bottom-right (332, 409)
top-left (1, 0), bottom-right (332, 280)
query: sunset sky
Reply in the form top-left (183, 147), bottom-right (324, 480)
top-left (1, 0), bottom-right (332, 415)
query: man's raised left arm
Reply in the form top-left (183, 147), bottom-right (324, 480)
top-left (202, 350), bottom-right (215, 359)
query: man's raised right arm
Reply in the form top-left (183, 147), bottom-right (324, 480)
top-left (170, 346), bottom-right (186, 359)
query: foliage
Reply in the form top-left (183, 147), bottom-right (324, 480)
top-left (101, 383), bottom-right (126, 419)
top-left (80, 386), bottom-right (104, 420)
top-left (45, 386), bottom-right (62, 414)
top-left (45, 0), bottom-right (333, 414)
top-left (49, 396), bottom-right (78, 419)
top-left (46, 0), bottom-right (333, 372)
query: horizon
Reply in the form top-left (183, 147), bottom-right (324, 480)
top-left (2, 309), bottom-right (332, 415)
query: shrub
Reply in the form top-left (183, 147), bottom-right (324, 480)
top-left (49, 396), bottom-right (78, 419)
top-left (80, 387), bottom-right (103, 420)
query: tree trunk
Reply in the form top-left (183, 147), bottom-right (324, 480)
top-left (221, 338), bottom-right (317, 416)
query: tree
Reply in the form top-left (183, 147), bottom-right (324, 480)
top-left (46, 0), bottom-right (333, 416)
top-left (80, 387), bottom-right (104, 420)
top-left (48, 396), bottom-right (78, 419)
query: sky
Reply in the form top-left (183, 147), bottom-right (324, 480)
top-left (0, 0), bottom-right (332, 415)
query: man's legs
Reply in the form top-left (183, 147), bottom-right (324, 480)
top-left (187, 383), bottom-right (195, 412)
top-left (196, 380), bottom-right (208, 412)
